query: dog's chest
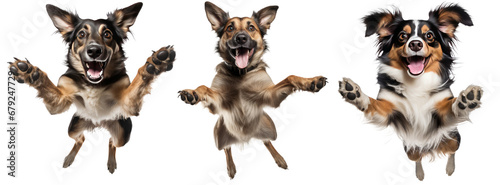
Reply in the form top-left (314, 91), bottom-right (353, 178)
top-left (73, 86), bottom-right (122, 124)
top-left (378, 70), bottom-right (455, 148)
top-left (213, 70), bottom-right (272, 139)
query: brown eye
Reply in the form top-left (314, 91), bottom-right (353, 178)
top-left (398, 32), bottom-right (408, 42)
top-left (248, 25), bottom-right (255, 32)
top-left (78, 31), bottom-right (86, 39)
top-left (226, 25), bottom-right (234, 32)
top-left (103, 31), bottom-right (112, 39)
top-left (426, 32), bottom-right (434, 42)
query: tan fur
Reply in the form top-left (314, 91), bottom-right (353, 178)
top-left (365, 98), bottom-right (395, 117)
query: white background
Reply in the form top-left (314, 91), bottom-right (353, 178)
top-left (1, 0), bottom-right (499, 184)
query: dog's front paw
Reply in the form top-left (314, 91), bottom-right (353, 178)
top-left (8, 58), bottom-right (42, 86)
top-left (294, 76), bottom-right (327, 92)
top-left (145, 46), bottom-right (176, 75)
top-left (339, 77), bottom-right (369, 111)
top-left (178, 89), bottom-right (200, 105)
top-left (453, 85), bottom-right (482, 116)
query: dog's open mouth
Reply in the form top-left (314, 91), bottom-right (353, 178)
top-left (229, 47), bottom-right (254, 69)
top-left (83, 60), bottom-right (107, 83)
top-left (404, 55), bottom-right (430, 76)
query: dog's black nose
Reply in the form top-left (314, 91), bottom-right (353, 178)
top-left (409, 40), bottom-right (423, 52)
top-left (235, 34), bottom-right (248, 45)
top-left (87, 45), bottom-right (103, 59)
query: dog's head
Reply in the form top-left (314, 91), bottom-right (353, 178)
top-left (205, 1), bottom-right (278, 70)
top-left (363, 4), bottom-right (472, 78)
top-left (46, 2), bottom-right (142, 84)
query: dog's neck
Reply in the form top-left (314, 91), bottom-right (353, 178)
top-left (223, 61), bottom-right (258, 76)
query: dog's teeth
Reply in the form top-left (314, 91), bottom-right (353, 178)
top-left (236, 49), bottom-right (239, 56)
top-left (86, 63), bottom-right (89, 68)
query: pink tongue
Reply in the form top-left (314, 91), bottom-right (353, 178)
top-left (407, 58), bottom-right (425, 75)
top-left (235, 50), bottom-right (249, 69)
top-left (88, 62), bottom-right (102, 79)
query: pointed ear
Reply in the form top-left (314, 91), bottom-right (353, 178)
top-left (108, 2), bottom-right (143, 37)
top-left (252, 5), bottom-right (278, 33)
top-left (205, 1), bottom-right (229, 32)
top-left (428, 4), bottom-right (473, 38)
top-left (46, 4), bottom-right (80, 40)
top-left (363, 9), bottom-right (402, 38)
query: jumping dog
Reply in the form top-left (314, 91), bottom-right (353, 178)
top-left (178, 2), bottom-right (327, 178)
top-left (8, 2), bottom-right (176, 173)
top-left (339, 4), bottom-right (481, 180)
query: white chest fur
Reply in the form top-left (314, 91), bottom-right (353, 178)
top-left (378, 65), bottom-right (456, 150)
top-left (73, 86), bottom-right (123, 124)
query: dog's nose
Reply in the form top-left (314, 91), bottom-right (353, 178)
top-left (235, 34), bottom-right (248, 45)
top-left (87, 45), bottom-right (103, 59)
top-left (409, 40), bottom-right (423, 52)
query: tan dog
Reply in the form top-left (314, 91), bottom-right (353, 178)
top-left (178, 1), bottom-right (327, 178)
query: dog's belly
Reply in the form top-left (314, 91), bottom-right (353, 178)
top-left (73, 87), bottom-right (123, 124)
top-left (219, 100), bottom-right (264, 142)
top-left (379, 87), bottom-right (456, 150)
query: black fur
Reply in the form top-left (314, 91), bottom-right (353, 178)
top-left (118, 117), bottom-right (133, 145)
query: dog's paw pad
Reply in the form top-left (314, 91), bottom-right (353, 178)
top-left (307, 76), bottom-right (327, 92)
top-left (146, 46), bottom-right (176, 75)
top-left (178, 90), bottom-right (199, 105)
top-left (456, 85), bottom-right (482, 112)
top-left (339, 78), bottom-right (368, 111)
top-left (8, 58), bottom-right (42, 86)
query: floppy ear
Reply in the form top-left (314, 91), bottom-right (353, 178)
top-left (108, 2), bottom-right (143, 37)
top-left (252, 5), bottom-right (279, 32)
top-left (363, 9), bottom-right (402, 38)
top-left (205, 1), bottom-right (229, 34)
top-left (46, 4), bottom-right (80, 41)
top-left (428, 4), bottom-right (473, 38)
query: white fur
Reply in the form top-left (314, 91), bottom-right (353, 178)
top-left (73, 86), bottom-right (124, 124)
top-left (378, 64), bottom-right (456, 151)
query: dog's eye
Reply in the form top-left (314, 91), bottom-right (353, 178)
top-left (248, 25), bottom-right (255, 32)
top-left (226, 25), bottom-right (234, 32)
top-left (103, 31), bottom-right (112, 39)
top-left (398, 32), bottom-right (408, 42)
top-left (426, 32), bottom-right (434, 42)
top-left (78, 31), bottom-right (86, 39)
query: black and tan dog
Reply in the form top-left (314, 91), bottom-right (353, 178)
top-left (8, 2), bottom-right (175, 173)
top-left (178, 2), bottom-right (326, 178)
top-left (339, 4), bottom-right (480, 180)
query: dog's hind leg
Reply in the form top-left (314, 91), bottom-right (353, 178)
top-left (104, 117), bottom-right (132, 174)
top-left (438, 130), bottom-right (460, 176)
top-left (263, 141), bottom-right (288, 169)
top-left (224, 147), bottom-right (237, 179)
top-left (9, 58), bottom-right (76, 114)
top-left (406, 147), bottom-right (425, 181)
top-left (416, 160), bottom-right (425, 181)
top-left (120, 46), bottom-right (175, 116)
top-left (63, 115), bottom-right (93, 168)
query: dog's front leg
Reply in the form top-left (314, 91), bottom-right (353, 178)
top-left (120, 46), bottom-right (175, 116)
top-left (9, 58), bottom-right (75, 114)
top-left (339, 78), bottom-right (396, 126)
top-left (435, 85), bottom-right (482, 124)
top-left (261, 75), bottom-right (327, 108)
top-left (178, 85), bottom-right (221, 110)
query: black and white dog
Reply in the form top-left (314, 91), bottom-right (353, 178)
top-left (339, 4), bottom-right (481, 180)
